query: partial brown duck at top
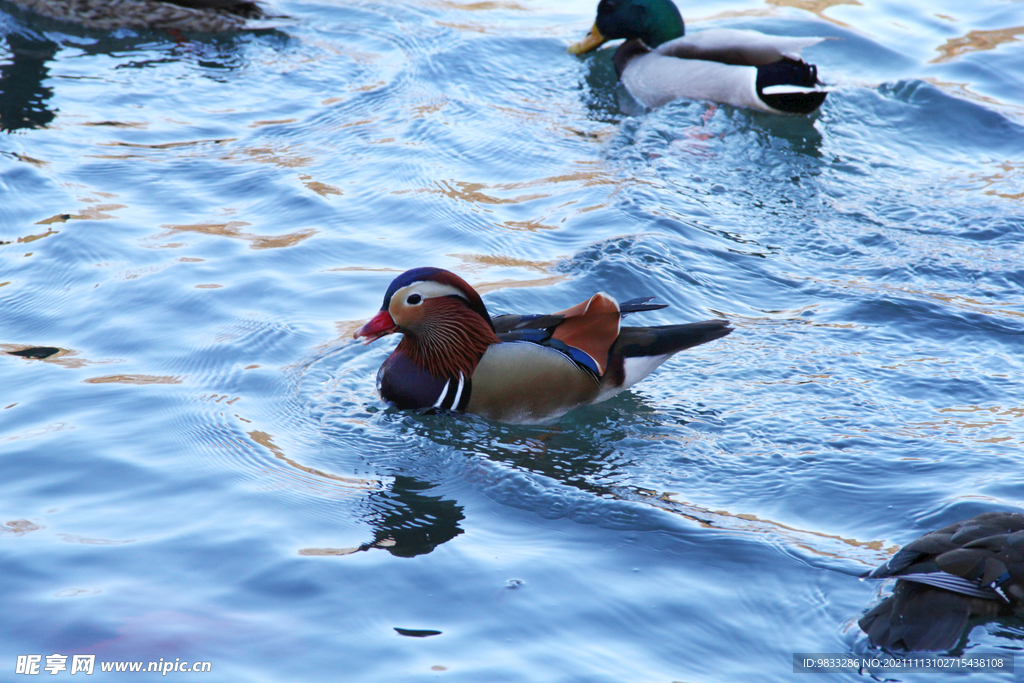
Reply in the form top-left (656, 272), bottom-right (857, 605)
top-left (8, 0), bottom-right (281, 32)
top-left (860, 511), bottom-right (1024, 652)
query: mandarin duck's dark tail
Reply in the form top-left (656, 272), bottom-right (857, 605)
top-left (603, 319), bottom-right (732, 392)
top-left (614, 319), bottom-right (733, 359)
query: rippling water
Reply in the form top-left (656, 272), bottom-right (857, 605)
top-left (2, 0), bottom-right (1023, 679)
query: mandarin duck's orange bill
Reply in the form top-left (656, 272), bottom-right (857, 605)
top-left (354, 267), bottom-right (732, 424)
top-left (859, 512), bottom-right (1024, 652)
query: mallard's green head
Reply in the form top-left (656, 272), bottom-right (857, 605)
top-left (568, 0), bottom-right (685, 55)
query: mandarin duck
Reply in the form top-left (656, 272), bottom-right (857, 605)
top-left (8, 0), bottom-right (272, 32)
top-left (859, 511), bottom-right (1024, 652)
top-left (568, 0), bottom-right (828, 114)
top-left (354, 267), bottom-right (732, 424)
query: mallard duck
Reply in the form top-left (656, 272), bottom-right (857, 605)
top-left (860, 512), bottom-right (1024, 651)
top-left (568, 0), bottom-right (828, 114)
top-left (9, 0), bottom-right (270, 32)
top-left (354, 267), bottom-right (732, 424)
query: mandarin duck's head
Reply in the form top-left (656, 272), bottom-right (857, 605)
top-left (354, 267), bottom-right (498, 378)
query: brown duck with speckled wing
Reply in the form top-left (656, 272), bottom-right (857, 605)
top-left (11, 0), bottom-right (273, 32)
top-left (354, 267), bottom-right (732, 424)
top-left (860, 511), bottom-right (1024, 651)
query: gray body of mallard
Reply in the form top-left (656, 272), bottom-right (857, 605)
top-left (615, 30), bottom-right (827, 113)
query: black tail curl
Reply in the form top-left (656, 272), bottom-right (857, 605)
top-left (755, 57), bottom-right (827, 114)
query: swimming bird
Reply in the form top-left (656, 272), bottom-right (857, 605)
top-left (354, 267), bottom-right (732, 424)
top-left (859, 511), bottom-right (1024, 652)
top-left (568, 0), bottom-right (828, 114)
top-left (9, 0), bottom-right (271, 32)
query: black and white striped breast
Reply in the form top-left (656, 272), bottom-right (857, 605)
top-left (377, 349), bottom-right (471, 413)
top-left (428, 372), bottom-right (471, 412)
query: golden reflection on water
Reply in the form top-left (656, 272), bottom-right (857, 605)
top-left (923, 77), bottom-right (1024, 117)
top-left (766, 0), bottom-right (861, 19)
top-left (81, 120), bottom-right (147, 129)
top-left (961, 161), bottom-right (1024, 201)
top-left (246, 429), bottom-right (380, 495)
top-left (100, 138), bottom-right (236, 151)
top-left (84, 374), bottom-right (184, 385)
top-left (434, 20), bottom-right (499, 34)
top-left (299, 174), bottom-right (343, 197)
top-left (634, 489), bottom-right (897, 566)
top-left (229, 143), bottom-right (314, 169)
top-left (473, 275), bottom-right (570, 295)
top-left (35, 204), bottom-right (126, 224)
top-left (448, 252), bottom-right (558, 274)
top-left (499, 217), bottom-right (560, 231)
top-left (428, 0), bottom-right (528, 11)
top-left (153, 221), bottom-right (317, 250)
top-left (248, 118), bottom-right (298, 128)
top-left (697, 0), bottom-right (860, 27)
top-left (11, 153), bottom-right (47, 167)
top-left (401, 169), bottom-right (618, 222)
top-left (409, 96), bottom-right (449, 118)
top-left (429, 179), bottom-right (550, 206)
top-left (908, 404), bottom-right (1024, 444)
top-left (298, 548), bottom-right (359, 556)
top-left (14, 228), bottom-right (58, 243)
top-left (2, 344), bottom-right (114, 369)
top-left (931, 25), bottom-right (1024, 63)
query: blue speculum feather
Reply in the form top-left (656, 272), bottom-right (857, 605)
top-left (545, 338), bottom-right (602, 377)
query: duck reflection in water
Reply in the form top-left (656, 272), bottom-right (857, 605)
top-left (0, 0), bottom-right (290, 132)
top-left (0, 32), bottom-right (57, 131)
top-left (354, 475), bottom-right (464, 559)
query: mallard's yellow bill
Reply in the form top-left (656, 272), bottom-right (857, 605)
top-left (567, 24), bottom-right (607, 55)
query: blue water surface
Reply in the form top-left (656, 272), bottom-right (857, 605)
top-left (1, 0), bottom-right (1023, 680)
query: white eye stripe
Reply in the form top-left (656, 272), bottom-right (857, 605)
top-left (393, 281), bottom-right (467, 305)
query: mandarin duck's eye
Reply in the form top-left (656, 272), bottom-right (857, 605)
top-left (406, 293), bottom-right (422, 305)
